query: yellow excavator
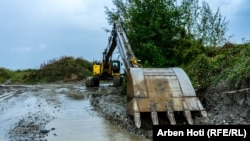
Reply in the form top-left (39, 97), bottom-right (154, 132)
top-left (85, 34), bottom-right (123, 87)
top-left (86, 21), bottom-right (207, 128)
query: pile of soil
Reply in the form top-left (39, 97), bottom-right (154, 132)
top-left (89, 84), bottom-right (250, 140)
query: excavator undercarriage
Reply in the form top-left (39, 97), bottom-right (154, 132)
top-left (86, 21), bottom-right (207, 128)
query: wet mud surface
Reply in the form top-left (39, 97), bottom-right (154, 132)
top-left (0, 83), bottom-right (149, 141)
top-left (0, 82), bottom-right (249, 141)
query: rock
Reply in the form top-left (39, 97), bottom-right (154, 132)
top-left (40, 130), bottom-right (50, 134)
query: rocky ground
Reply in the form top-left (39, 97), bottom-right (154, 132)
top-left (8, 112), bottom-right (55, 141)
top-left (89, 83), bottom-right (250, 140)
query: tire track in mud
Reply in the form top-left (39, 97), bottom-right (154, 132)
top-left (0, 92), bottom-right (15, 101)
top-left (0, 85), bottom-right (59, 141)
top-left (0, 85), bottom-right (27, 101)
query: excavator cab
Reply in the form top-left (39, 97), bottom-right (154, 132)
top-left (111, 60), bottom-right (120, 74)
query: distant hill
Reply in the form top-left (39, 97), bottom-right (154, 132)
top-left (0, 56), bottom-right (92, 84)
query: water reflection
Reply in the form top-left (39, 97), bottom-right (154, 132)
top-left (0, 84), bottom-right (150, 141)
top-left (46, 118), bottom-right (148, 141)
top-left (45, 98), bottom-right (148, 141)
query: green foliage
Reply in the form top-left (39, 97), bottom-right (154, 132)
top-left (137, 43), bottom-right (165, 67)
top-left (23, 56), bottom-right (92, 83)
top-left (0, 56), bottom-right (93, 84)
top-left (0, 68), bottom-right (12, 83)
top-left (127, 0), bottom-right (183, 67)
top-left (184, 43), bottom-right (250, 90)
top-left (0, 68), bottom-right (36, 84)
top-left (180, 0), bottom-right (228, 47)
top-left (105, 0), bottom-right (228, 67)
top-left (184, 53), bottom-right (215, 89)
top-left (218, 43), bottom-right (250, 89)
top-left (12, 69), bottom-right (37, 83)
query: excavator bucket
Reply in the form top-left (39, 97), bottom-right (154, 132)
top-left (126, 67), bottom-right (207, 128)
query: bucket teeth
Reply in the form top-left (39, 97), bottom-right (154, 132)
top-left (166, 102), bottom-right (176, 125)
top-left (184, 111), bottom-right (193, 125)
top-left (200, 110), bottom-right (208, 117)
top-left (166, 111), bottom-right (176, 125)
top-left (132, 100), bottom-right (141, 128)
top-left (151, 111), bottom-right (159, 125)
top-left (183, 101), bottom-right (193, 125)
top-left (134, 112), bottom-right (141, 128)
top-left (150, 102), bottom-right (159, 125)
top-left (196, 99), bottom-right (208, 117)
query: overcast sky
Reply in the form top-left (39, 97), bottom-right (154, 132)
top-left (0, 0), bottom-right (249, 70)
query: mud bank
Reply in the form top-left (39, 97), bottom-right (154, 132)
top-left (89, 84), bottom-right (250, 140)
top-left (195, 85), bottom-right (250, 125)
top-left (89, 86), bottom-right (153, 139)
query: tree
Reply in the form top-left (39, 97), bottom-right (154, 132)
top-left (106, 0), bottom-right (186, 67)
top-left (104, 0), bottom-right (228, 67)
top-left (179, 0), bottom-right (200, 37)
top-left (179, 0), bottom-right (228, 47)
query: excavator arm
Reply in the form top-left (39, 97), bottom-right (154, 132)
top-left (89, 21), bottom-right (207, 128)
top-left (111, 21), bottom-right (207, 128)
top-left (103, 28), bottom-right (117, 69)
top-left (85, 23), bottom-right (124, 87)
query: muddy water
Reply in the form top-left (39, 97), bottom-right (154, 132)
top-left (0, 84), bottom-right (149, 141)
